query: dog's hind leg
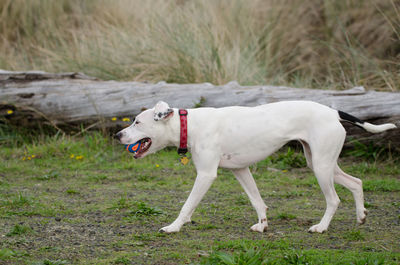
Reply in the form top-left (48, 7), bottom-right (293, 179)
top-left (334, 165), bottom-right (367, 224)
top-left (308, 161), bottom-right (340, 233)
top-left (232, 167), bottom-right (268, 232)
top-left (308, 125), bottom-right (345, 233)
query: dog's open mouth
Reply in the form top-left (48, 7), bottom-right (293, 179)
top-left (133, 137), bottom-right (152, 159)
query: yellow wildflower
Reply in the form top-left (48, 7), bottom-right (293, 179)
top-left (70, 154), bottom-right (75, 158)
top-left (7, 110), bottom-right (13, 114)
top-left (75, 155), bottom-right (84, 160)
top-left (111, 117), bottom-right (117, 121)
top-left (31, 155), bottom-right (36, 158)
top-left (122, 117), bottom-right (130, 122)
top-left (22, 157), bottom-right (26, 161)
top-left (156, 164), bottom-right (160, 168)
top-left (27, 157), bottom-right (31, 160)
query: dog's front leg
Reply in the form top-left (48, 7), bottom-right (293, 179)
top-left (160, 154), bottom-right (219, 233)
top-left (159, 172), bottom-right (217, 233)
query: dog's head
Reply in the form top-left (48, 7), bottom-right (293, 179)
top-left (115, 101), bottom-right (174, 159)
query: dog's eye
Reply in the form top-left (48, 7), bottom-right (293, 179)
top-left (135, 120), bottom-right (141, 125)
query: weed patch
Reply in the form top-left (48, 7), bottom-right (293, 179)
top-left (201, 247), bottom-right (267, 265)
top-left (36, 170), bottom-right (60, 181)
top-left (276, 213), bottom-right (297, 221)
top-left (6, 224), bottom-right (33, 237)
top-left (0, 248), bottom-right (27, 261)
top-left (112, 256), bottom-right (132, 265)
top-left (1, 192), bottom-right (32, 209)
top-left (344, 141), bottom-right (387, 161)
top-left (344, 230), bottom-right (365, 241)
top-left (110, 196), bottom-right (163, 218)
top-left (128, 201), bottom-right (163, 217)
top-left (201, 240), bottom-right (399, 265)
top-left (283, 250), bottom-right (313, 265)
top-left (65, 189), bottom-right (79, 195)
top-left (269, 147), bottom-right (307, 170)
top-left (0, 248), bottom-right (17, 259)
top-left (37, 260), bottom-right (68, 265)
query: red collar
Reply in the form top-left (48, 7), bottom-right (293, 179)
top-left (178, 109), bottom-right (188, 155)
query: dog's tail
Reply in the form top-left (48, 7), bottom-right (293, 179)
top-left (338, 110), bottom-right (397, 133)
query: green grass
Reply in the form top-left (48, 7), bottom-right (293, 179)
top-left (0, 132), bottom-right (399, 264)
top-left (343, 230), bottom-right (365, 242)
top-left (201, 239), bottom-right (396, 265)
top-left (6, 224), bottom-right (33, 237)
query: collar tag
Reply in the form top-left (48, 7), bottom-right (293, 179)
top-left (180, 156), bottom-right (189, 165)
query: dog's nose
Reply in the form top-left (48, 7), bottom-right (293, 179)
top-left (114, 132), bottom-right (122, 141)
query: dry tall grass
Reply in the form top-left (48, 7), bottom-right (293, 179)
top-left (0, 0), bottom-right (399, 90)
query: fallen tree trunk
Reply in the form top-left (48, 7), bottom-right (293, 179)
top-left (1, 70), bottom-right (399, 149)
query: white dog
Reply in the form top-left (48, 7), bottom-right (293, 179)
top-left (115, 101), bottom-right (396, 233)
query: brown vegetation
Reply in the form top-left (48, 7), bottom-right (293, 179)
top-left (0, 0), bottom-right (399, 90)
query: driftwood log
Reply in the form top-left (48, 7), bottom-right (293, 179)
top-left (1, 70), bottom-right (399, 149)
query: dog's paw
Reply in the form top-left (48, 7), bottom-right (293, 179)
top-left (159, 224), bottom-right (181, 234)
top-left (357, 208), bottom-right (368, 225)
top-left (250, 223), bottom-right (268, 233)
top-left (308, 224), bottom-right (327, 233)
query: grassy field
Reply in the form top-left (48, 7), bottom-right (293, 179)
top-left (1, 0), bottom-right (399, 90)
top-left (0, 131), bottom-right (399, 264)
top-left (1, 1), bottom-right (399, 264)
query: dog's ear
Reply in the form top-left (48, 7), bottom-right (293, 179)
top-left (154, 101), bottom-right (174, 121)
